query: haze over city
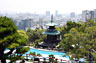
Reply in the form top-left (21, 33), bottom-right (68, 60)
top-left (0, 0), bottom-right (96, 14)
top-left (1, 0), bottom-right (96, 63)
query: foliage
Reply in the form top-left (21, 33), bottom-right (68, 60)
top-left (30, 52), bottom-right (36, 56)
top-left (20, 56), bottom-right (25, 59)
top-left (62, 54), bottom-right (66, 57)
top-left (26, 28), bottom-right (46, 45)
top-left (16, 47), bottom-right (29, 54)
top-left (49, 54), bottom-right (55, 63)
top-left (60, 20), bottom-right (96, 61)
top-left (29, 43), bottom-right (35, 46)
top-left (0, 16), bottom-right (29, 63)
top-left (29, 52), bottom-right (41, 57)
top-left (17, 30), bottom-right (28, 39)
top-left (60, 21), bottom-right (82, 39)
top-left (92, 53), bottom-right (96, 61)
top-left (37, 53), bottom-right (41, 56)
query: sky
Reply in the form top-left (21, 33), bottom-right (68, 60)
top-left (0, 0), bottom-right (96, 14)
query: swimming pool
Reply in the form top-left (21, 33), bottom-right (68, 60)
top-left (5, 48), bottom-right (70, 60)
top-left (24, 48), bottom-right (70, 60)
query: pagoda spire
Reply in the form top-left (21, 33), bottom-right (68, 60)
top-left (51, 15), bottom-right (53, 24)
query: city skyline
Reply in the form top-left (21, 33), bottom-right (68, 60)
top-left (0, 0), bottom-right (96, 14)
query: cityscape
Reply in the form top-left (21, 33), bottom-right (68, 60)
top-left (1, 0), bottom-right (96, 63)
top-left (1, 9), bottom-right (96, 30)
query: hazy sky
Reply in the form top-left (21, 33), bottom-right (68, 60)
top-left (0, 0), bottom-right (96, 14)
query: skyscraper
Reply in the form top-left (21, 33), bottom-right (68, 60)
top-left (89, 11), bottom-right (94, 20)
top-left (94, 9), bottom-right (96, 17)
top-left (82, 10), bottom-right (95, 22)
top-left (55, 10), bottom-right (58, 17)
top-left (82, 10), bottom-right (90, 22)
top-left (70, 12), bottom-right (75, 18)
top-left (94, 9), bottom-right (96, 22)
top-left (46, 11), bottom-right (50, 17)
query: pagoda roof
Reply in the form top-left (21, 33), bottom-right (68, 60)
top-left (42, 29), bottom-right (60, 35)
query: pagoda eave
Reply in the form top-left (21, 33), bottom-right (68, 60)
top-left (42, 32), bottom-right (60, 35)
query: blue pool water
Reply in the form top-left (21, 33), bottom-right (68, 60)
top-left (5, 48), bottom-right (9, 51)
top-left (5, 48), bottom-right (70, 59)
top-left (24, 48), bottom-right (70, 59)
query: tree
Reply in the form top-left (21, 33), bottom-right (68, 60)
top-left (60, 20), bottom-right (96, 62)
top-left (60, 21), bottom-right (81, 39)
top-left (17, 30), bottom-right (28, 39)
top-left (37, 53), bottom-right (41, 57)
top-left (49, 54), bottom-right (55, 63)
top-left (26, 28), bottom-right (40, 42)
top-left (60, 28), bottom-right (89, 60)
top-left (0, 16), bottom-right (29, 63)
top-left (26, 28), bottom-right (46, 45)
top-left (85, 26), bottom-right (96, 62)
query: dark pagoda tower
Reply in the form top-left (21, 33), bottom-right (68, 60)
top-left (42, 15), bottom-right (60, 48)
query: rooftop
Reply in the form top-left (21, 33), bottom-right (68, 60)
top-left (42, 29), bottom-right (60, 35)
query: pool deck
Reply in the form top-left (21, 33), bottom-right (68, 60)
top-left (25, 46), bottom-right (62, 52)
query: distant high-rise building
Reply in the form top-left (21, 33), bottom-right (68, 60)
top-left (70, 12), bottom-right (75, 18)
top-left (46, 11), bottom-right (50, 16)
top-left (82, 10), bottom-right (95, 22)
top-left (94, 9), bottom-right (96, 17)
top-left (90, 11), bottom-right (94, 20)
top-left (55, 10), bottom-right (58, 17)
top-left (94, 9), bottom-right (96, 22)
top-left (82, 10), bottom-right (90, 22)
top-left (18, 21), bottom-right (23, 30)
top-left (21, 19), bottom-right (33, 30)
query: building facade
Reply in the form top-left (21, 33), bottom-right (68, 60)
top-left (82, 10), bottom-right (96, 22)
top-left (70, 12), bottom-right (75, 18)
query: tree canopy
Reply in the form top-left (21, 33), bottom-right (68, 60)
top-left (26, 28), bottom-right (46, 44)
top-left (0, 16), bottom-right (29, 63)
top-left (60, 20), bottom-right (96, 61)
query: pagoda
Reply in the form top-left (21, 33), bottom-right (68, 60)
top-left (42, 15), bottom-right (60, 48)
